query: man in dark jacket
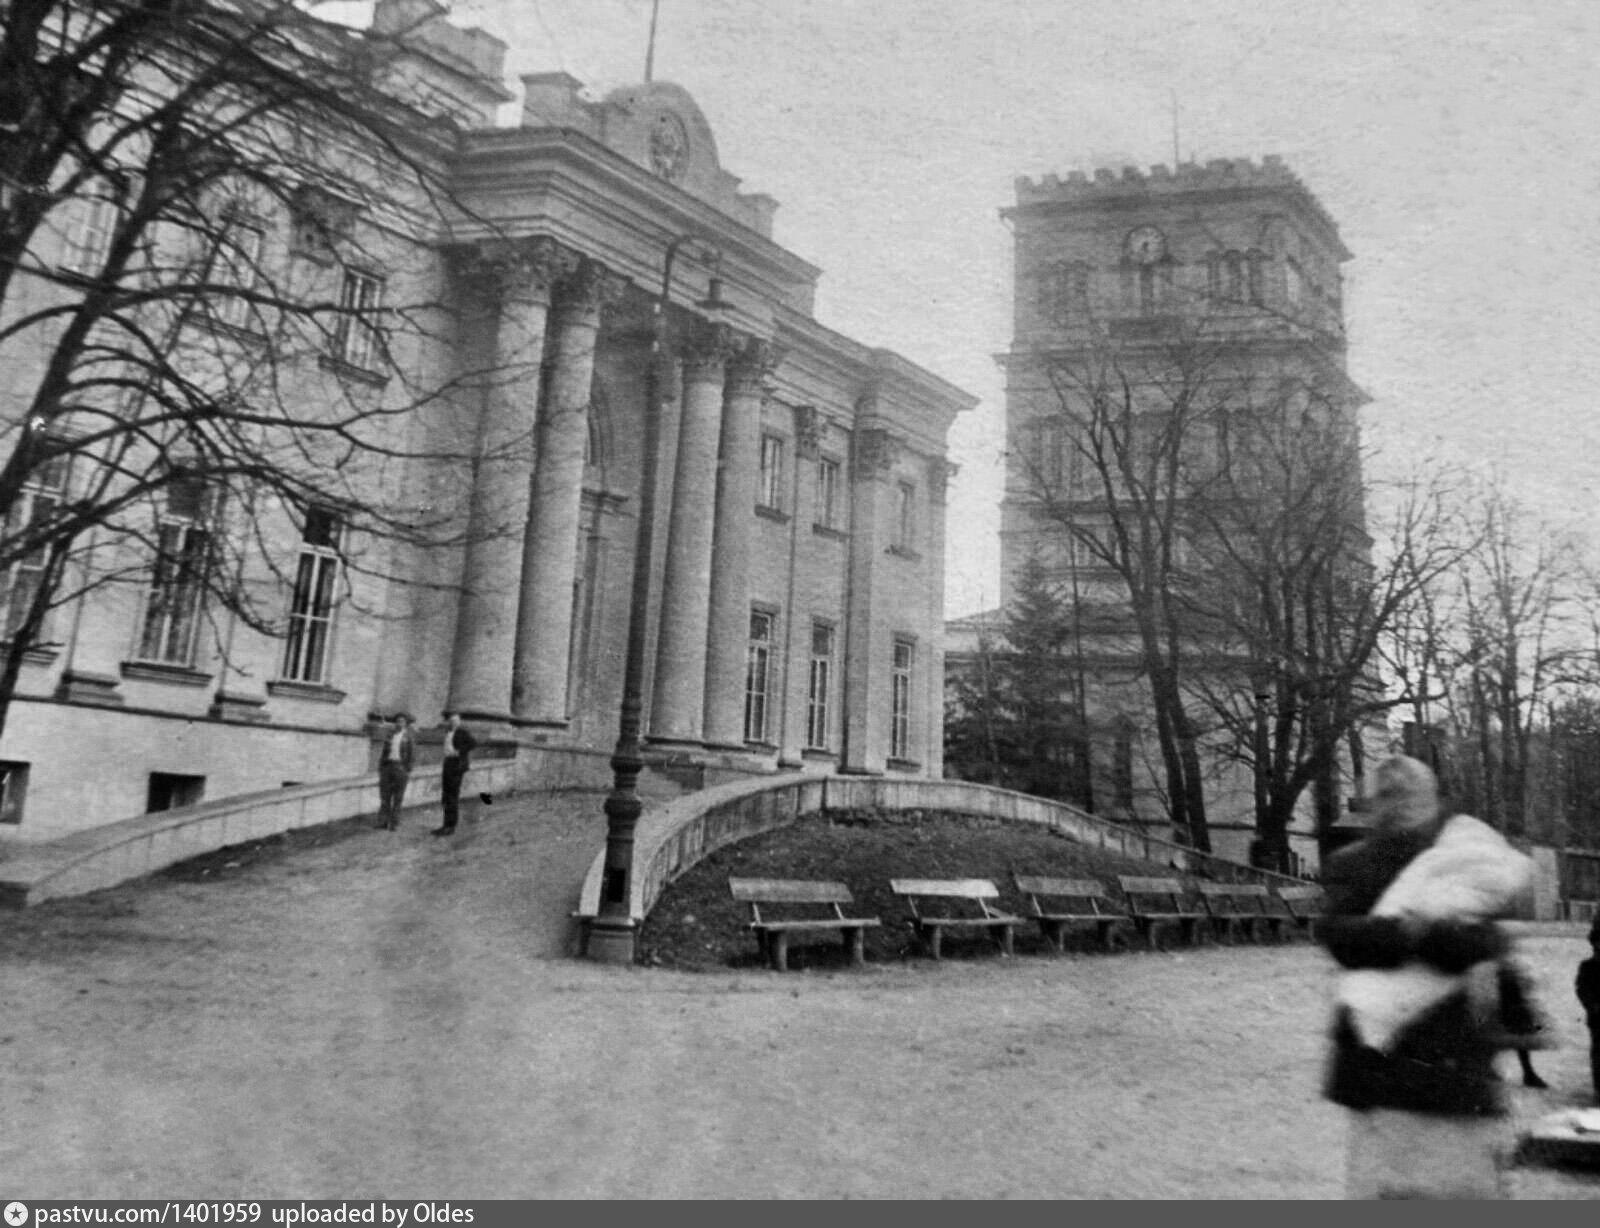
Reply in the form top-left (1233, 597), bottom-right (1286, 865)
top-left (432, 709), bottom-right (478, 837)
top-left (1576, 917), bottom-right (1600, 1103)
top-left (1320, 754), bottom-right (1513, 1199)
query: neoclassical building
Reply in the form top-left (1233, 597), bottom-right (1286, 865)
top-left (0, 1), bottom-right (972, 841)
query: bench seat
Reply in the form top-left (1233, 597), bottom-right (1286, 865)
top-left (729, 878), bottom-right (882, 971)
top-left (890, 877), bottom-right (1024, 960)
top-left (1196, 882), bottom-right (1285, 943)
top-left (1116, 875), bottom-right (1208, 950)
top-left (1274, 885), bottom-right (1324, 940)
top-left (1014, 874), bottom-right (1127, 951)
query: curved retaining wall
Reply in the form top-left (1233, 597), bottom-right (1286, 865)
top-left (0, 755), bottom-right (528, 907)
top-left (576, 774), bottom-right (1307, 934)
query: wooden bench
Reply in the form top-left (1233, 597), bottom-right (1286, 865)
top-left (1274, 885), bottom-right (1324, 940)
top-left (1115, 876), bottom-right (1207, 950)
top-left (728, 878), bottom-right (882, 971)
top-left (1013, 875), bottom-right (1128, 952)
top-left (1196, 882), bottom-right (1285, 944)
top-left (890, 878), bottom-right (1025, 960)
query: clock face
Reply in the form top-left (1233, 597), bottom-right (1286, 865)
top-left (1127, 226), bottom-right (1167, 264)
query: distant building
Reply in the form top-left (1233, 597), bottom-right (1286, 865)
top-left (951, 156), bottom-right (1367, 871)
top-left (0, 0), bottom-right (973, 840)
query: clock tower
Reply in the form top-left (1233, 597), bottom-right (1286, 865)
top-left (992, 156), bottom-right (1366, 871)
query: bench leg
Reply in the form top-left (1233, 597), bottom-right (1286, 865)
top-left (999, 925), bottom-right (1014, 957)
top-left (928, 926), bottom-right (943, 960)
top-left (848, 927), bottom-right (866, 967)
top-left (772, 931), bottom-right (789, 973)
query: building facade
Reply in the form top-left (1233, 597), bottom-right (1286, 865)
top-left (0, 1), bottom-right (972, 841)
top-left (972, 156), bottom-right (1366, 870)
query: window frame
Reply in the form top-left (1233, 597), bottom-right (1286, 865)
top-left (279, 506), bottom-right (343, 685)
top-left (213, 217), bottom-right (267, 331)
top-left (894, 480), bottom-right (917, 552)
top-left (744, 608), bottom-right (777, 744)
top-left (332, 267), bottom-right (384, 370)
top-left (814, 454), bottom-right (841, 530)
top-left (890, 636), bottom-right (915, 761)
top-left (134, 479), bottom-right (211, 667)
top-left (805, 620), bottom-right (835, 751)
top-left (0, 448), bottom-right (71, 641)
top-left (758, 434), bottom-right (786, 512)
top-left (65, 190), bottom-right (118, 276)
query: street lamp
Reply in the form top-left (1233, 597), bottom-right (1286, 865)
top-left (585, 234), bottom-right (726, 964)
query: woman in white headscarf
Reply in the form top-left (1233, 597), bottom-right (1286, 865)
top-left (1320, 754), bottom-right (1528, 1199)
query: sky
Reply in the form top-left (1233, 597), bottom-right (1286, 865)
top-left (361, 0), bottom-right (1600, 617)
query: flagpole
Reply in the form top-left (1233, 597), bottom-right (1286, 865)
top-left (644, 0), bottom-right (661, 82)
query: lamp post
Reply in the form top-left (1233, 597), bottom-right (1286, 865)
top-left (585, 234), bottom-right (724, 964)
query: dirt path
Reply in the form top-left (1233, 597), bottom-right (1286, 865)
top-left (1, 790), bottom-right (1596, 1199)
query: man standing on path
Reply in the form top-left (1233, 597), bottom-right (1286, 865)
top-left (376, 712), bottom-right (415, 831)
top-left (432, 709), bottom-right (477, 837)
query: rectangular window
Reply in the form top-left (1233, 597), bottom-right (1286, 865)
top-left (806, 621), bottom-right (835, 750)
top-left (758, 435), bottom-right (785, 511)
top-left (744, 609), bottom-right (775, 743)
top-left (66, 192), bottom-right (117, 275)
top-left (215, 221), bottom-right (266, 330)
top-left (0, 449), bottom-right (69, 640)
top-left (332, 268), bottom-right (383, 369)
top-left (280, 506), bottom-right (342, 684)
top-left (147, 772), bottom-right (205, 813)
top-left (890, 637), bottom-right (914, 760)
top-left (815, 456), bottom-right (841, 529)
top-left (0, 761), bottom-right (29, 826)
top-left (895, 482), bottom-right (917, 551)
top-left (136, 475), bottom-right (210, 665)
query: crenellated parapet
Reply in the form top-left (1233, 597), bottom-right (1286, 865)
top-left (1013, 155), bottom-right (1345, 256)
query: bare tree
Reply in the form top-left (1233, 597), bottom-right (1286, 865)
top-left (0, 0), bottom-right (520, 736)
top-left (1189, 424), bottom-right (1466, 866)
top-left (1022, 314), bottom-right (1239, 851)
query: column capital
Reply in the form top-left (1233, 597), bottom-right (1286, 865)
top-left (679, 319), bottom-right (737, 382)
top-left (553, 255), bottom-right (630, 322)
top-left (725, 336), bottom-right (785, 397)
top-left (852, 425), bottom-right (898, 481)
top-left (456, 236), bottom-right (567, 308)
top-left (927, 456), bottom-right (959, 504)
top-left (794, 404), bottom-right (821, 460)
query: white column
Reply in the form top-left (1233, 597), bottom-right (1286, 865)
top-left (446, 239), bottom-right (558, 722)
top-left (701, 337), bottom-right (777, 748)
top-left (511, 256), bottom-right (623, 728)
top-left (649, 321), bottom-right (733, 745)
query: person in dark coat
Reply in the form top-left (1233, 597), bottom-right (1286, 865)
top-left (1576, 917), bottom-right (1600, 1103)
top-left (432, 709), bottom-right (478, 837)
top-left (1320, 754), bottom-right (1523, 1199)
